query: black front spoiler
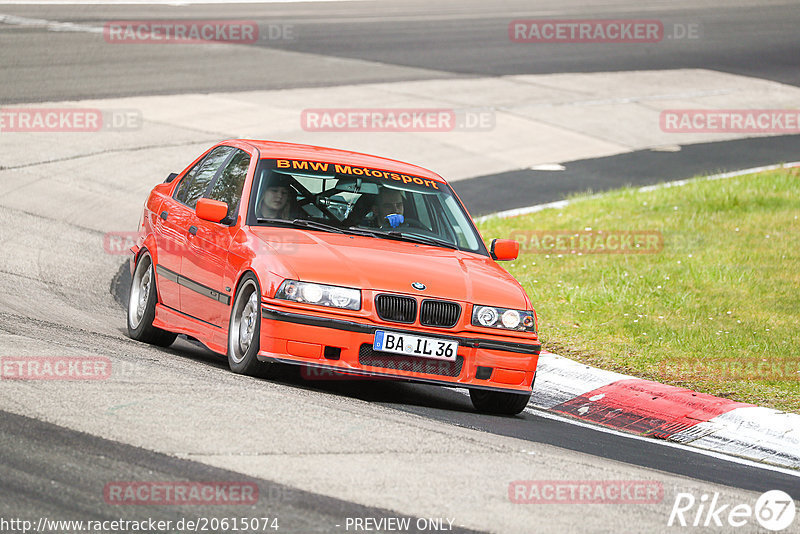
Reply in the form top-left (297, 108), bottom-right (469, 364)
top-left (261, 307), bottom-right (541, 355)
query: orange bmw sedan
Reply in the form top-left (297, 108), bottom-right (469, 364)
top-left (128, 140), bottom-right (540, 414)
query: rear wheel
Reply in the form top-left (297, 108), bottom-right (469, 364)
top-left (469, 388), bottom-right (531, 415)
top-left (227, 273), bottom-right (275, 377)
top-left (127, 251), bottom-right (177, 347)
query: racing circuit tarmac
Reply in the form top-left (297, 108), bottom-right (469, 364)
top-left (1, 1), bottom-right (799, 533)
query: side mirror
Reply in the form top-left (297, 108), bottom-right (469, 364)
top-left (490, 239), bottom-right (519, 261)
top-left (164, 172), bottom-right (179, 184)
top-left (196, 198), bottom-right (229, 223)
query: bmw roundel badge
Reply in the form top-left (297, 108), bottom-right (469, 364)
top-left (411, 282), bottom-right (426, 291)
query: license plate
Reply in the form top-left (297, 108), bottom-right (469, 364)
top-left (373, 330), bottom-right (458, 361)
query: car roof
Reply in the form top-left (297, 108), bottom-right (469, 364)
top-left (232, 139), bottom-right (448, 184)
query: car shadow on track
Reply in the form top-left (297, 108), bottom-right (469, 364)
top-left (113, 261), bottom-right (479, 414)
top-left (118, 323), bottom-right (478, 415)
top-left (286, 372), bottom-right (478, 414)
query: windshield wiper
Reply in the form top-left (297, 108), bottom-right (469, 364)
top-left (258, 218), bottom-right (381, 238)
top-left (340, 226), bottom-right (380, 238)
top-left (375, 231), bottom-right (460, 250)
top-left (256, 219), bottom-right (454, 249)
top-left (256, 218), bottom-right (344, 234)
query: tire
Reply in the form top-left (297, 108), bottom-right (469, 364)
top-left (127, 251), bottom-right (177, 347)
top-left (469, 388), bottom-right (531, 415)
top-left (227, 273), bottom-right (275, 377)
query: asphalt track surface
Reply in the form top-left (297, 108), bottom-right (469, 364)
top-left (1, 0), bottom-right (799, 104)
top-left (0, 410), bottom-right (482, 534)
top-left (2, 1), bottom-right (800, 532)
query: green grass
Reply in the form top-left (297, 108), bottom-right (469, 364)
top-left (476, 167), bottom-right (800, 412)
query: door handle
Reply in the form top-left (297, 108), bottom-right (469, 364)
top-left (188, 225), bottom-right (198, 236)
top-left (160, 211), bottom-right (168, 221)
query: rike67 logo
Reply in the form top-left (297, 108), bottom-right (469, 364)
top-left (668, 490), bottom-right (796, 531)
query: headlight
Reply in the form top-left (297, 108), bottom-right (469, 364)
top-left (276, 280), bottom-right (361, 310)
top-left (501, 309), bottom-right (521, 329)
top-left (475, 306), bottom-right (499, 327)
top-left (472, 305), bottom-right (536, 332)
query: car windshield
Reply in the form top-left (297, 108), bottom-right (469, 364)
top-left (248, 158), bottom-right (486, 254)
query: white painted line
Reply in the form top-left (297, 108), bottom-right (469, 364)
top-left (525, 406), bottom-right (800, 478)
top-left (476, 161), bottom-right (800, 222)
top-left (451, 384), bottom-right (800, 474)
top-left (527, 346), bottom-right (800, 469)
top-left (529, 163), bottom-right (565, 171)
top-left (531, 355), bottom-right (800, 469)
top-left (532, 89), bottom-right (734, 109)
top-left (0, 13), bottom-right (102, 33)
top-left (0, 1), bottom-right (357, 4)
top-left (675, 407), bottom-right (800, 469)
top-left (649, 145), bottom-right (682, 152)
top-left (638, 161), bottom-right (800, 192)
top-left (475, 199), bottom-right (571, 222)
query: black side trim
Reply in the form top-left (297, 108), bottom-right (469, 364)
top-left (158, 265), bottom-right (179, 284)
top-left (161, 303), bottom-right (223, 330)
top-left (261, 307), bottom-right (540, 355)
top-left (262, 308), bottom-right (371, 333)
top-left (156, 265), bottom-right (231, 306)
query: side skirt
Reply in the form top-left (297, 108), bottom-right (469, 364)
top-left (153, 303), bottom-right (228, 355)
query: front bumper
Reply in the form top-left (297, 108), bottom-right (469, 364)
top-left (258, 306), bottom-right (540, 393)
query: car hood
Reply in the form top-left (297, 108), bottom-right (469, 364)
top-left (249, 227), bottom-right (530, 308)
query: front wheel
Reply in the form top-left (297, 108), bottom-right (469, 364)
top-left (227, 273), bottom-right (275, 377)
top-left (469, 388), bottom-right (531, 415)
top-left (127, 251), bottom-right (177, 347)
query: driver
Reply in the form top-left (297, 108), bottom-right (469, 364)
top-left (373, 187), bottom-right (406, 229)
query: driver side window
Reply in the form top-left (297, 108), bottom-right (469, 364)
top-left (174, 146), bottom-right (234, 208)
top-left (207, 149), bottom-right (250, 220)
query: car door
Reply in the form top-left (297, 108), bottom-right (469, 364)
top-left (180, 148), bottom-right (252, 327)
top-left (158, 145), bottom-right (235, 316)
top-left (152, 155), bottom-right (206, 310)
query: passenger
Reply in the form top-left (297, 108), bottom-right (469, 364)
top-left (257, 174), bottom-right (294, 219)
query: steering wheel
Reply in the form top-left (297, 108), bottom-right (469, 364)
top-left (399, 215), bottom-right (426, 229)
